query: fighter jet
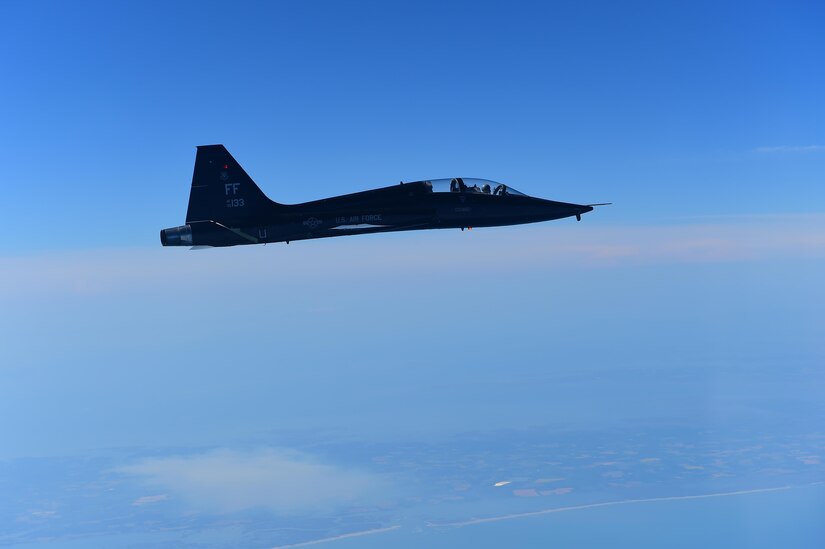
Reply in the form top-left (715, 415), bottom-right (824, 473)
top-left (161, 145), bottom-right (607, 247)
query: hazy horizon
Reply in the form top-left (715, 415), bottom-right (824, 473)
top-left (2, 1), bottom-right (823, 547)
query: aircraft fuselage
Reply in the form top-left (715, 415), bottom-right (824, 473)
top-left (160, 145), bottom-right (598, 248)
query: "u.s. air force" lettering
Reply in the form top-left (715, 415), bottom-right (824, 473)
top-left (334, 214), bottom-right (382, 223)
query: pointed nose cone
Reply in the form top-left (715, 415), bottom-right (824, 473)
top-left (522, 198), bottom-right (596, 223)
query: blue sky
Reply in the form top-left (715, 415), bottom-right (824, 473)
top-left (2, 0), bottom-right (824, 447)
top-left (2, 0), bottom-right (824, 252)
top-left (0, 2), bottom-right (824, 543)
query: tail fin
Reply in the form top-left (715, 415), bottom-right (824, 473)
top-left (185, 145), bottom-right (278, 224)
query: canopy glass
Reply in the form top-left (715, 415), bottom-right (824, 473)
top-left (417, 178), bottom-right (526, 197)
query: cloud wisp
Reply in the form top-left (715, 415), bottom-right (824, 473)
top-left (755, 145), bottom-right (825, 153)
top-left (2, 214), bottom-right (824, 299)
top-left (119, 448), bottom-right (386, 514)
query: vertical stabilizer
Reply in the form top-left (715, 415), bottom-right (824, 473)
top-left (185, 145), bottom-right (278, 224)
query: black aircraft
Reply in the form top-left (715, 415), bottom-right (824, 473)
top-left (161, 145), bottom-right (606, 248)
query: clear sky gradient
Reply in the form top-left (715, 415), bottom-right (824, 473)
top-left (0, 4), bottom-right (823, 545)
top-left (2, 0), bottom-right (824, 447)
top-left (2, 0), bottom-right (824, 252)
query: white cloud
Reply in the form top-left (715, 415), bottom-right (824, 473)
top-left (119, 448), bottom-right (386, 514)
top-left (132, 494), bottom-right (168, 506)
top-left (755, 145), bottom-right (825, 153)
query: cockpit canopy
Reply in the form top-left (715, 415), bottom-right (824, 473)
top-left (417, 178), bottom-right (526, 197)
